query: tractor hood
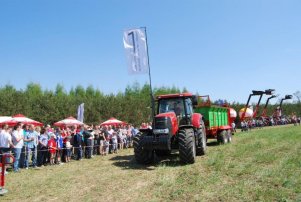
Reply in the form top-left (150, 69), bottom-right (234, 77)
top-left (155, 112), bottom-right (178, 135)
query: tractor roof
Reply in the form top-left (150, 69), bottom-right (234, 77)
top-left (156, 93), bottom-right (193, 100)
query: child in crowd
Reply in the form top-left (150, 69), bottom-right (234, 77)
top-left (111, 132), bottom-right (118, 154)
top-left (48, 133), bottom-right (57, 165)
top-left (104, 141), bottom-right (109, 155)
top-left (65, 136), bottom-right (72, 163)
top-left (102, 127), bottom-right (109, 155)
top-left (118, 128), bottom-right (124, 150)
top-left (55, 128), bottom-right (63, 165)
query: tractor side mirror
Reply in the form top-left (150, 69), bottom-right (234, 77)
top-left (192, 96), bottom-right (198, 106)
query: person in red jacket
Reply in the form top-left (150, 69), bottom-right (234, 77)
top-left (48, 133), bottom-right (56, 165)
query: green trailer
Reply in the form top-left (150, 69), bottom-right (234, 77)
top-left (194, 96), bottom-right (233, 144)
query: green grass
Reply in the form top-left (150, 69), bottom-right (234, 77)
top-left (2, 125), bottom-right (301, 201)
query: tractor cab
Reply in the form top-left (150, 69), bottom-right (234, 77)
top-left (157, 93), bottom-right (197, 126)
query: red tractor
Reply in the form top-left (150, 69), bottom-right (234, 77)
top-left (133, 93), bottom-right (206, 164)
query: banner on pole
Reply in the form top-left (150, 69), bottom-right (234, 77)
top-left (77, 103), bottom-right (84, 123)
top-left (123, 28), bottom-right (149, 74)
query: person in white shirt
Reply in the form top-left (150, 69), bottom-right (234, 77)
top-left (0, 124), bottom-right (14, 151)
top-left (117, 128), bottom-right (124, 150)
top-left (111, 132), bottom-right (118, 153)
top-left (12, 123), bottom-right (24, 172)
top-left (231, 122), bottom-right (236, 132)
top-left (0, 124), bottom-right (14, 173)
top-left (107, 126), bottom-right (114, 153)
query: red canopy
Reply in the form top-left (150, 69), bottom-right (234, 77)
top-left (100, 117), bottom-right (126, 126)
top-left (54, 116), bottom-right (84, 127)
top-left (0, 116), bottom-right (12, 123)
top-left (1, 114), bottom-right (43, 126)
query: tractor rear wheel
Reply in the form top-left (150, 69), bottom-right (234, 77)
top-left (133, 132), bottom-right (154, 164)
top-left (178, 128), bottom-right (196, 164)
top-left (217, 130), bottom-right (228, 144)
top-left (196, 122), bottom-right (207, 155)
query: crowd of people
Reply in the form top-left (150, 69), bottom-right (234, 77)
top-left (0, 122), bottom-right (141, 174)
top-left (240, 114), bottom-right (301, 132)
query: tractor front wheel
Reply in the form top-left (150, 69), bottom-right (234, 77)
top-left (196, 122), bottom-right (207, 155)
top-left (133, 132), bottom-right (154, 164)
top-left (178, 128), bottom-right (196, 164)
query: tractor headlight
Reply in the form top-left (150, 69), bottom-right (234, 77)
top-left (153, 128), bottom-right (169, 134)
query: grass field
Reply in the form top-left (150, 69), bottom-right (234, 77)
top-left (2, 125), bottom-right (301, 201)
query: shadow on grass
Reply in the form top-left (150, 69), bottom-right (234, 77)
top-left (110, 152), bottom-right (185, 170)
top-left (109, 155), bottom-right (154, 170)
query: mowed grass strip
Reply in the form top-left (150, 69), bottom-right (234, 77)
top-left (3, 125), bottom-right (301, 201)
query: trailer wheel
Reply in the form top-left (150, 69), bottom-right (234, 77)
top-left (196, 122), bottom-right (207, 155)
top-left (178, 128), bottom-right (196, 164)
top-left (217, 130), bottom-right (228, 144)
top-left (133, 132), bottom-right (154, 164)
top-left (227, 129), bottom-right (232, 143)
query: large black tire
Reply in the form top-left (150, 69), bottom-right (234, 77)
top-left (196, 122), bottom-right (207, 155)
top-left (217, 130), bottom-right (228, 144)
top-left (227, 129), bottom-right (232, 143)
top-left (133, 132), bottom-right (154, 164)
top-left (178, 128), bottom-right (196, 164)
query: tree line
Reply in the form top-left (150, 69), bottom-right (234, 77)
top-left (0, 82), bottom-right (300, 126)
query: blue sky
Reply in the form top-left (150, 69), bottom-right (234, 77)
top-left (0, 0), bottom-right (300, 104)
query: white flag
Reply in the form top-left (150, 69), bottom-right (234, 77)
top-left (123, 28), bottom-right (149, 74)
top-left (77, 103), bottom-right (84, 123)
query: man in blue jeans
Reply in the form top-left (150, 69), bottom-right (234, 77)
top-left (73, 129), bottom-right (83, 160)
top-left (24, 124), bottom-right (39, 169)
top-left (12, 123), bottom-right (24, 172)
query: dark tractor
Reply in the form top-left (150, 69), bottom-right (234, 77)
top-left (133, 93), bottom-right (207, 164)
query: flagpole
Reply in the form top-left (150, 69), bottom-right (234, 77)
top-left (142, 27), bottom-right (155, 122)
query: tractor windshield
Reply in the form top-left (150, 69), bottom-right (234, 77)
top-left (158, 98), bottom-right (185, 116)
